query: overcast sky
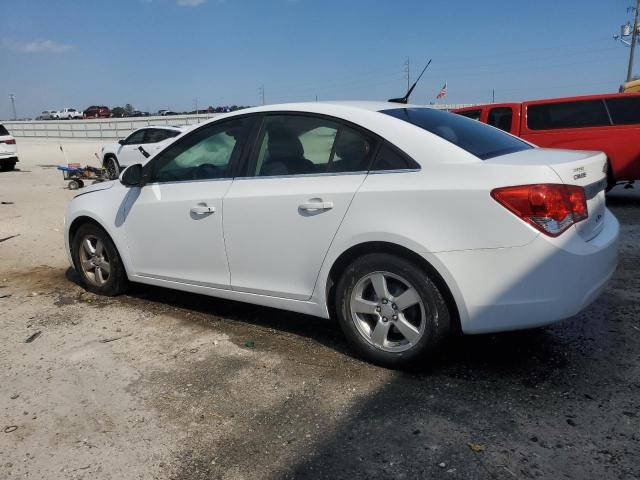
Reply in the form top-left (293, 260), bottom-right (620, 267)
top-left (0, 0), bottom-right (636, 118)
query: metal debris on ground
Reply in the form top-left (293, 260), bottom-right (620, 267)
top-left (4, 426), bottom-right (18, 433)
top-left (25, 331), bottom-right (41, 343)
top-left (1, 201), bottom-right (14, 205)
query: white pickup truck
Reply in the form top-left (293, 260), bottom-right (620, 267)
top-left (55, 108), bottom-right (83, 120)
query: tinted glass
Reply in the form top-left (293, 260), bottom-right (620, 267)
top-left (371, 143), bottom-right (411, 171)
top-left (527, 100), bottom-right (610, 130)
top-left (383, 108), bottom-right (531, 160)
top-left (487, 107), bottom-right (513, 132)
top-left (253, 115), bottom-right (373, 176)
top-left (456, 109), bottom-right (482, 121)
top-left (605, 96), bottom-right (640, 125)
top-left (331, 125), bottom-right (375, 172)
top-left (144, 129), bottom-right (170, 143)
top-left (151, 117), bottom-right (248, 182)
top-left (125, 130), bottom-right (146, 145)
top-left (0, 125), bottom-right (9, 136)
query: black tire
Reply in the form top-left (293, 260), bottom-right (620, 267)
top-left (68, 179), bottom-right (81, 190)
top-left (0, 161), bottom-right (16, 172)
top-left (335, 253), bottom-right (451, 368)
top-left (103, 155), bottom-right (120, 180)
top-left (71, 223), bottom-right (128, 296)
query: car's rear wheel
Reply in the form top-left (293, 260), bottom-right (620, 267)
top-left (104, 155), bottom-right (120, 180)
top-left (335, 253), bottom-right (451, 368)
top-left (71, 223), bottom-right (128, 296)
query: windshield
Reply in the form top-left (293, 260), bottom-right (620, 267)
top-left (382, 107), bottom-right (532, 160)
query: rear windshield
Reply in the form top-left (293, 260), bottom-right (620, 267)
top-left (382, 108), bottom-right (531, 160)
top-left (0, 125), bottom-right (9, 136)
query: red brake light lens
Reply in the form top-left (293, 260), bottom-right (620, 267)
top-left (1, 139), bottom-right (16, 145)
top-left (491, 184), bottom-right (588, 237)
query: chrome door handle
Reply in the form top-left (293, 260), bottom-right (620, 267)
top-left (298, 201), bottom-right (334, 211)
top-left (190, 205), bottom-right (215, 214)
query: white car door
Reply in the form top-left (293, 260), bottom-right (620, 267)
top-left (121, 117), bottom-right (253, 287)
top-left (117, 129), bottom-right (149, 167)
top-left (223, 114), bottom-right (376, 300)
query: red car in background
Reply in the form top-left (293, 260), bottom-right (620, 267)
top-left (83, 105), bottom-right (111, 119)
top-left (452, 93), bottom-right (640, 188)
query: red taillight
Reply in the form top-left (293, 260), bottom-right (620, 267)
top-left (491, 184), bottom-right (588, 237)
top-left (0, 139), bottom-right (16, 145)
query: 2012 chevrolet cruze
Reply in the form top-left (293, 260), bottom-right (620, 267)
top-left (64, 102), bottom-right (619, 367)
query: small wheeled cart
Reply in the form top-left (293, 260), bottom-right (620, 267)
top-left (57, 163), bottom-right (108, 190)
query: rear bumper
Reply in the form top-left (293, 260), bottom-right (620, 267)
top-left (432, 209), bottom-right (619, 334)
top-left (0, 154), bottom-right (18, 163)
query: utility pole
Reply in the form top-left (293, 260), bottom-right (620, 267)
top-left (8, 93), bottom-right (16, 120)
top-left (627, 0), bottom-right (640, 82)
top-left (194, 97), bottom-right (198, 114)
top-left (404, 57), bottom-right (410, 91)
top-left (492, 89), bottom-right (495, 103)
top-left (259, 85), bottom-right (265, 105)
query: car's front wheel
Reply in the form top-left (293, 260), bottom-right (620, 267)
top-left (103, 155), bottom-right (120, 180)
top-left (335, 253), bottom-right (451, 368)
top-left (71, 223), bottom-right (128, 296)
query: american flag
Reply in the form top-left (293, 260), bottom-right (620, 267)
top-left (436, 82), bottom-right (447, 99)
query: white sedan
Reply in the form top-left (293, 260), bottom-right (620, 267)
top-left (64, 102), bottom-right (619, 367)
top-left (101, 126), bottom-right (183, 179)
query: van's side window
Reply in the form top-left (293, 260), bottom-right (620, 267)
top-left (605, 97), bottom-right (640, 125)
top-left (456, 109), bottom-right (482, 121)
top-left (487, 107), bottom-right (513, 132)
top-left (527, 100), bottom-right (610, 130)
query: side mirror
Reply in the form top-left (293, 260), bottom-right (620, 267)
top-left (118, 139), bottom-right (125, 145)
top-left (119, 164), bottom-right (143, 187)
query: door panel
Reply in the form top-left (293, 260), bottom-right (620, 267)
top-left (122, 180), bottom-right (232, 287)
top-left (121, 116), bottom-right (253, 288)
top-left (223, 113), bottom-right (376, 300)
top-left (223, 175), bottom-right (366, 300)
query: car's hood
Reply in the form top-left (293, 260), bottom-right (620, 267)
top-left (74, 180), bottom-right (116, 197)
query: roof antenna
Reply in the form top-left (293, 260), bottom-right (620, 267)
top-left (388, 59), bottom-right (432, 104)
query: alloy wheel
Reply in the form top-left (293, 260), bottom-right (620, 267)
top-left (349, 271), bottom-right (427, 352)
top-left (78, 235), bottom-right (111, 286)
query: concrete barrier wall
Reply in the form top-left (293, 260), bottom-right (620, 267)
top-left (3, 104), bottom-right (476, 139)
top-left (3, 114), bottom-right (222, 139)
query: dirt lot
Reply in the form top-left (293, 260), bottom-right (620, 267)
top-left (1, 139), bottom-right (639, 480)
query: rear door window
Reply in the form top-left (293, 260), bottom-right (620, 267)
top-left (252, 115), bottom-right (375, 176)
top-left (605, 96), bottom-right (640, 125)
top-left (527, 100), bottom-right (610, 130)
top-left (487, 107), bottom-right (513, 132)
top-left (370, 143), bottom-right (418, 171)
top-left (0, 125), bottom-right (9, 136)
top-left (383, 108), bottom-right (531, 160)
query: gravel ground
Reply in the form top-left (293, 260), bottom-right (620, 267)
top-left (1, 139), bottom-right (638, 480)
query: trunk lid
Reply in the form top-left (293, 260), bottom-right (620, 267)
top-left (486, 148), bottom-right (608, 241)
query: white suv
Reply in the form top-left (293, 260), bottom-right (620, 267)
top-left (101, 126), bottom-right (183, 179)
top-left (0, 124), bottom-right (18, 171)
top-left (64, 102), bottom-right (619, 367)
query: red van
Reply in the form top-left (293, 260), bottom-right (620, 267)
top-left (452, 93), bottom-right (640, 188)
